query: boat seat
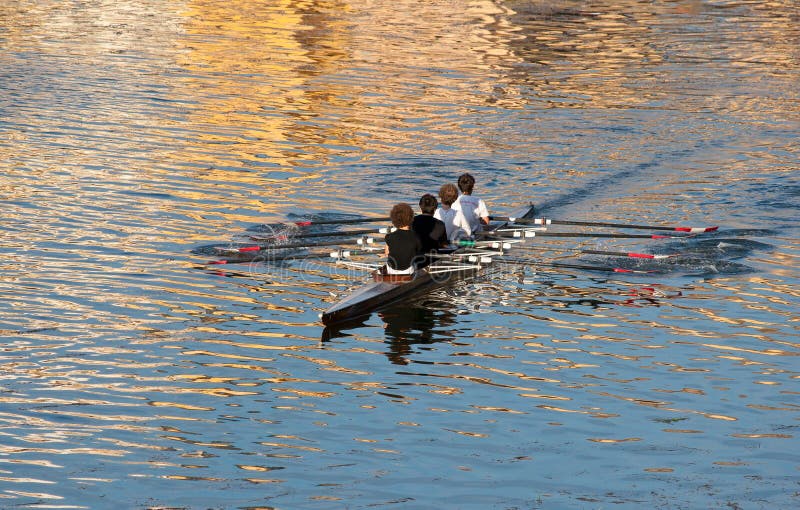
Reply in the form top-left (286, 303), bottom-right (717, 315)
top-left (373, 272), bottom-right (414, 282)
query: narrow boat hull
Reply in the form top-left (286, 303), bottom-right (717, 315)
top-left (321, 270), bottom-right (432, 325)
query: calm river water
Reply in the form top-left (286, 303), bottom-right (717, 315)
top-left (1, 1), bottom-right (798, 509)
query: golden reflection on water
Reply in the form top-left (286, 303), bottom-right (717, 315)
top-left (175, 0), bottom-right (349, 184)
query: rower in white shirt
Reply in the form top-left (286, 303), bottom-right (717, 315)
top-left (434, 183), bottom-right (468, 242)
top-left (451, 173), bottom-right (489, 237)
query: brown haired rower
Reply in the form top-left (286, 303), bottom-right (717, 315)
top-left (383, 203), bottom-right (423, 275)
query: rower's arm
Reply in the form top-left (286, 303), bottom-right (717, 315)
top-left (478, 199), bottom-right (490, 225)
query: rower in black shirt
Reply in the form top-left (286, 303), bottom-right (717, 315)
top-left (384, 203), bottom-right (423, 275)
top-left (411, 194), bottom-right (448, 267)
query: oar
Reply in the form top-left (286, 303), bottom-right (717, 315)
top-left (581, 250), bottom-right (680, 260)
top-left (250, 227), bottom-right (391, 242)
top-left (217, 237), bottom-right (378, 255)
top-left (292, 216), bottom-right (389, 227)
top-left (208, 246), bottom-right (383, 265)
top-left (456, 240), bottom-right (679, 259)
top-left (548, 261), bottom-right (659, 274)
top-left (490, 216), bottom-right (718, 233)
top-left (208, 251), bottom-right (328, 265)
top-left (483, 231), bottom-right (687, 240)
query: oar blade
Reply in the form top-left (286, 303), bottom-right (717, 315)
top-left (675, 226), bottom-right (719, 233)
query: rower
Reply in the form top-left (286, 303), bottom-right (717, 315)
top-left (411, 194), bottom-right (448, 266)
top-left (434, 183), bottom-right (468, 242)
top-left (383, 203), bottom-right (422, 275)
top-left (452, 172), bottom-right (489, 237)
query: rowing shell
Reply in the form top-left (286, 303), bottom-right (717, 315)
top-left (320, 204), bottom-right (537, 326)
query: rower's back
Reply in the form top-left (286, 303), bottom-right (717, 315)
top-left (452, 173), bottom-right (489, 237)
top-left (412, 194), bottom-right (447, 266)
top-left (385, 203), bottom-right (422, 275)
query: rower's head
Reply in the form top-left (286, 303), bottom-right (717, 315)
top-left (458, 173), bottom-right (475, 195)
top-left (390, 203), bottom-right (414, 229)
top-left (438, 183), bottom-right (458, 207)
top-left (419, 194), bottom-right (438, 215)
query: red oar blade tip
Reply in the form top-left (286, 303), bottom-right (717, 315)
top-left (675, 226), bottom-right (719, 233)
top-left (295, 221), bottom-right (312, 226)
top-left (238, 246), bottom-right (261, 252)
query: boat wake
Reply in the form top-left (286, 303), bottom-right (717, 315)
top-left (573, 233), bottom-right (773, 277)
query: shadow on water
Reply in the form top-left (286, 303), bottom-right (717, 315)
top-left (321, 300), bottom-right (459, 365)
top-left (319, 316), bottom-right (371, 342)
top-left (378, 304), bottom-right (458, 365)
